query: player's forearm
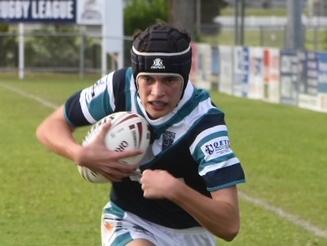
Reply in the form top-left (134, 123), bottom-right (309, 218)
top-left (36, 107), bottom-right (82, 164)
top-left (168, 182), bottom-right (240, 241)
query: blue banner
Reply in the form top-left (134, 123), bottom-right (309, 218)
top-left (0, 0), bottom-right (76, 23)
top-left (233, 46), bottom-right (249, 97)
top-left (318, 52), bottom-right (327, 93)
top-left (211, 46), bottom-right (219, 76)
top-left (280, 50), bottom-right (298, 106)
top-left (304, 52), bottom-right (318, 96)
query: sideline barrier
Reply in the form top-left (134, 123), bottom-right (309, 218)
top-left (190, 43), bottom-right (327, 113)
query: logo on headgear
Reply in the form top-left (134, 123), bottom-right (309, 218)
top-left (150, 58), bottom-right (165, 70)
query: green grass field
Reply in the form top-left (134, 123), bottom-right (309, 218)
top-left (1, 73), bottom-right (327, 245)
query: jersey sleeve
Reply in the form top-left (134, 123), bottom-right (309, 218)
top-left (64, 69), bottom-right (127, 127)
top-left (189, 118), bottom-right (245, 192)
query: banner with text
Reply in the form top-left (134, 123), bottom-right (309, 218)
top-left (233, 46), bottom-right (249, 97)
top-left (191, 43), bottom-right (212, 90)
top-left (0, 0), bottom-right (76, 23)
top-left (298, 51), bottom-right (320, 111)
top-left (248, 47), bottom-right (264, 99)
top-left (317, 52), bottom-right (327, 111)
top-left (219, 45), bottom-right (233, 95)
top-left (263, 48), bottom-right (280, 103)
top-left (280, 50), bottom-right (298, 106)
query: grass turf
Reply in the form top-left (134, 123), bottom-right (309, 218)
top-left (0, 73), bottom-right (326, 245)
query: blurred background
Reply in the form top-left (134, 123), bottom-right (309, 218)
top-left (2, 0), bottom-right (327, 114)
top-left (1, 0), bottom-right (326, 74)
top-left (1, 1), bottom-right (327, 245)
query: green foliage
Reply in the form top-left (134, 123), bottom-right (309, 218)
top-left (221, 7), bottom-right (287, 16)
top-left (0, 23), bottom-right (9, 32)
top-left (24, 25), bottom-right (80, 67)
top-left (201, 0), bottom-right (228, 23)
top-left (124, 0), bottom-right (169, 36)
top-left (0, 23), bottom-right (17, 67)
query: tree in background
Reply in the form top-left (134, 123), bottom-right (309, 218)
top-left (168, 0), bottom-right (196, 38)
top-left (169, 0), bottom-right (227, 39)
top-left (200, 0), bottom-right (227, 34)
top-left (24, 25), bottom-right (80, 68)
top-left (0, 23), bottom-right (17, 67)
top-left (124, 0), bottom-right (227, 39)
top-left (124, 0), bottom-right (169, 36)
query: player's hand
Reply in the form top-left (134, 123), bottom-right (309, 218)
top-left (140, 170), bottom-right (180, 199)
top-left (75, 121), bottom-right (142, 182)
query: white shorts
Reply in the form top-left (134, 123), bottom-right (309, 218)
top-left (101, 202), bottom-right (217, 246)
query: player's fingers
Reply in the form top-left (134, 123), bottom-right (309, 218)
top-left (97, 120), bottom-right (112, 143)
top-left (109, 149), bottom-right (143, 159)
top-left (97, 160), bottom-right (136, 173)
top-left (113, 162), bottom-right (138, 173)
top-left (105, 168), bottom-right (131, 181)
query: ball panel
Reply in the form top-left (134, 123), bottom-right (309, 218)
top-left (77, 166), bottom-right (108, 183)
top-left (77, 111), bottom-right (150, 183)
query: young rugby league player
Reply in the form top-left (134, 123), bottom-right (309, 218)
top-left (36, 24), bottom-right (245, 246)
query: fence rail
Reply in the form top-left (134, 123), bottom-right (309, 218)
top-left (0, 29), bottom-right (133, 76)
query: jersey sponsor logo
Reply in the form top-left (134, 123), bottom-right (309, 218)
top-left (201, 138), bottom-right (231, 160)
top-left (151, 58), bottom-right (165, 70)
top-left (162, 130), bottom-right (175, 150)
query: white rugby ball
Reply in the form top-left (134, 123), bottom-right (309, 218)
top-left (78, 111), bottom-right (151, 183)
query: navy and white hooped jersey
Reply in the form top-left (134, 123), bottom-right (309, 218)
top-left (65, 67), bottom-right (245, 229)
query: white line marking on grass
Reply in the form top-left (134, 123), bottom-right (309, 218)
top-left (240, 191), bottom-right (327, 239)
top-left (0, 82), bottom-right (58, 109)
top-left (2, 82), bottom-right (327, 239)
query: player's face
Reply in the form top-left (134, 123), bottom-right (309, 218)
top-left (137, 74), bottom-right (184, 119)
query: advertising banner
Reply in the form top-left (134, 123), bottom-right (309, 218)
top-left (211, 45), bottom-right (219, 90)
top-left (317, 52), bottom-right (327, 111)
top-left (280, 50), bottom-right (298, 106)
top-left (190, 42), bottom-right (199, 85)
top-left (263, 48), bottom-right (280, 103)
top-left (193, 43), bottom-right (212, 90)
top-left (248, 47), bottom-right (264, 99)
top-left (298, 51), bottom-right (320, 111)
top-left (233, 46), bottom-right (249, 97)
top-left (219, 45), bottom-right (233, 95)
top-left (0, 0), bottom-right (76, 23)
top-left (318, 52), bottom-right (327, 93)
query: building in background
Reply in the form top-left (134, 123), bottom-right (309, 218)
top-left (224, 0), bottom-right (311, 9)
top-left (224, 0), bottom-right (286, 8)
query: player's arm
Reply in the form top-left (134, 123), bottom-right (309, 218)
top-left (168, 180), bottom-right (240, 241)
top-left (140, 170), bottom-right (240, 241)
top-left (36, 106), bottom-right (139, 181)
top-left (36, 105), bottom-right (82, 161)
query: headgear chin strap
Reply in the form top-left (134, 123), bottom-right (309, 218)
top-left (130, 24), bottom-right (192, 93)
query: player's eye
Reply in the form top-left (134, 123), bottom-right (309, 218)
top-left (163, 76), bottom-right (180, 85)
top-left (139, 75), bottom-right (154, 84)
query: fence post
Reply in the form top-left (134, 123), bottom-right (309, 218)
top-left (18, 23), bottom-right (25, 80)
top-left (314, 25), bottom-right (318, 51)
top-left (79, 33), bottom-right (85, 79)
top-left (260, 26), bottom-right (264, 46)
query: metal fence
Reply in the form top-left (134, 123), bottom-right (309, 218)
top-left (208, 24), bottom-right (327, 51)
top-left (0, 24), bottom-right (327, 76)
top-left (0, 27), bottom-right (133, 77)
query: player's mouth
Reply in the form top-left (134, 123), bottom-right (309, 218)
top-left (148, 101), bottom-right (168, 111)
